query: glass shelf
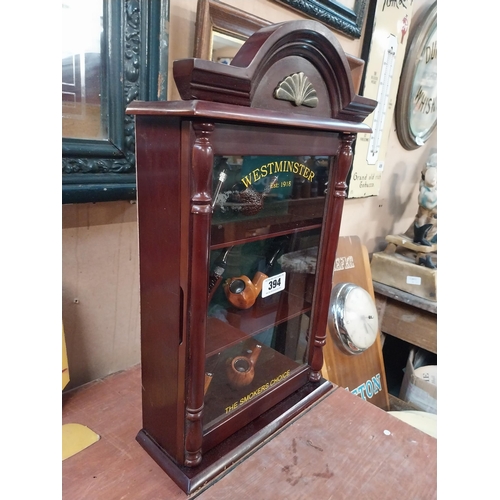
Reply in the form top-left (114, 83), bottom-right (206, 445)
top-left (203, 339), bottom-right (303, 432)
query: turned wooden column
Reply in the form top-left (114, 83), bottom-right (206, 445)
top-left (184, 121), bottom-right (214, 466)
top-left (308, 133), bottom-right (355, 381)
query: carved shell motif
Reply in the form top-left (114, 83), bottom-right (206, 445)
top-left (274, 72), bottom-right (318, 108)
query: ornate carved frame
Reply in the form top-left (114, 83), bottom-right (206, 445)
top-left (275, 0), bottom-right (369, 39)
top-left (62, 0), bottom-right (168, 204)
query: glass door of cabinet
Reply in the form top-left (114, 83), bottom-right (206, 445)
top-left (202, 154), bottom-right (333, 432)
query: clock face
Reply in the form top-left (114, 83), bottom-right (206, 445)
top-left (328, 282), bottom-right (379, 355)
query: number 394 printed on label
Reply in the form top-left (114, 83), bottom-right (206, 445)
top-left (262, 272), bottom-right (286, 298)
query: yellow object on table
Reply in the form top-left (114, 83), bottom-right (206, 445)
top-left (62, 423), bottom-right (100, 460)
top-left (62, 325), bottom-right (100, 460)
top-left (62, 324), bottom-right (70, 390)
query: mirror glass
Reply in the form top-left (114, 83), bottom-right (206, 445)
top-left (62, 0), bottom-right (106, 140)
top-left (211, 32), bottom-right (244, 64)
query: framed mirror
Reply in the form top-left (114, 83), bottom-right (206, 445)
top-left (193, 0), bottom-right (271, 61)
top-left (62, 0), bottom-right (169, 204)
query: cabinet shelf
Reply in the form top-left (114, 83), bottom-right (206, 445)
top-left (211, 197), bottom-right (326, 248)
top-left (206, 277), bottom-right (313, 358)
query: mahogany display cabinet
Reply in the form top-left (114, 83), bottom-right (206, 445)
top-left (127, 20), bottom-right (377, 495)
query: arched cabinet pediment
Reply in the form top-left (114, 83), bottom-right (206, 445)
top-left (173, 20), bottom-right (374, 121)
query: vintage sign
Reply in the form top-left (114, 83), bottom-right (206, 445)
top-left (348, 0), bottom-right (416, 198)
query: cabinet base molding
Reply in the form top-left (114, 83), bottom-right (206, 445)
top-left (137, 378), bottom-right (333, 496)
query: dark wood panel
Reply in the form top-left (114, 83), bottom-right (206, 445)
top-left (135, 115), bottom-right (187, 463)
top-left (211, 123), bottom-right (341, 156)
top-left (127, 99), bottom-right (373, 134)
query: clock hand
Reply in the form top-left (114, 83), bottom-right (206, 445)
top-left (367, 316), bottom-right (378, 332)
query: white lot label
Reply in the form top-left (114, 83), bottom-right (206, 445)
top-left (406, 276), bottom-right (421, 285)
top-left (262, 272), bottom-right (286, 298)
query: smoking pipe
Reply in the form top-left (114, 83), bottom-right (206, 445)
top-left (204, 352), bottom-right (222, 395)
top-left (208, 246), bottom-right (233, 300)
top-left (226, 343), bottom-right (262, 390)
top-left (225, 175), bottom-right (279, 216)
top-left (212, 169), bottom-right (227, 211)
top-left (223, 272), bottom-right (268, 310)
top-left (204, 372), bottom-right (213, 394)
top-left (223, 245), bottom-right (282, 310)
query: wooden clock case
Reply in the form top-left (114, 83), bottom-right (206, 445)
top-left (323, 236), bottom-right (390, 410)
top-left (127, 20), bottom-right (377, 495)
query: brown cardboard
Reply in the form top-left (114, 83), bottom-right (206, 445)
top-left (399, 348), bottom-right (437, 414)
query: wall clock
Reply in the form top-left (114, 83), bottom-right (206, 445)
top-left (322, 236), bottom-right (389, 410)
top-left (395, 1), bottom-right (437, 150)
top-left (329, 282), bottom-right (378, 355)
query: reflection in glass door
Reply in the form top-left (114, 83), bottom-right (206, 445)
top-left (203, 155), bottom-right (332, 431)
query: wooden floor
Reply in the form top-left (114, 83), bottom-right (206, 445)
top-left (62, 365), bottom-right (437, 499)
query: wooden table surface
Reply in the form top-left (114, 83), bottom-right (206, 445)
top-left (62, 365), bottom-right (437, 499)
